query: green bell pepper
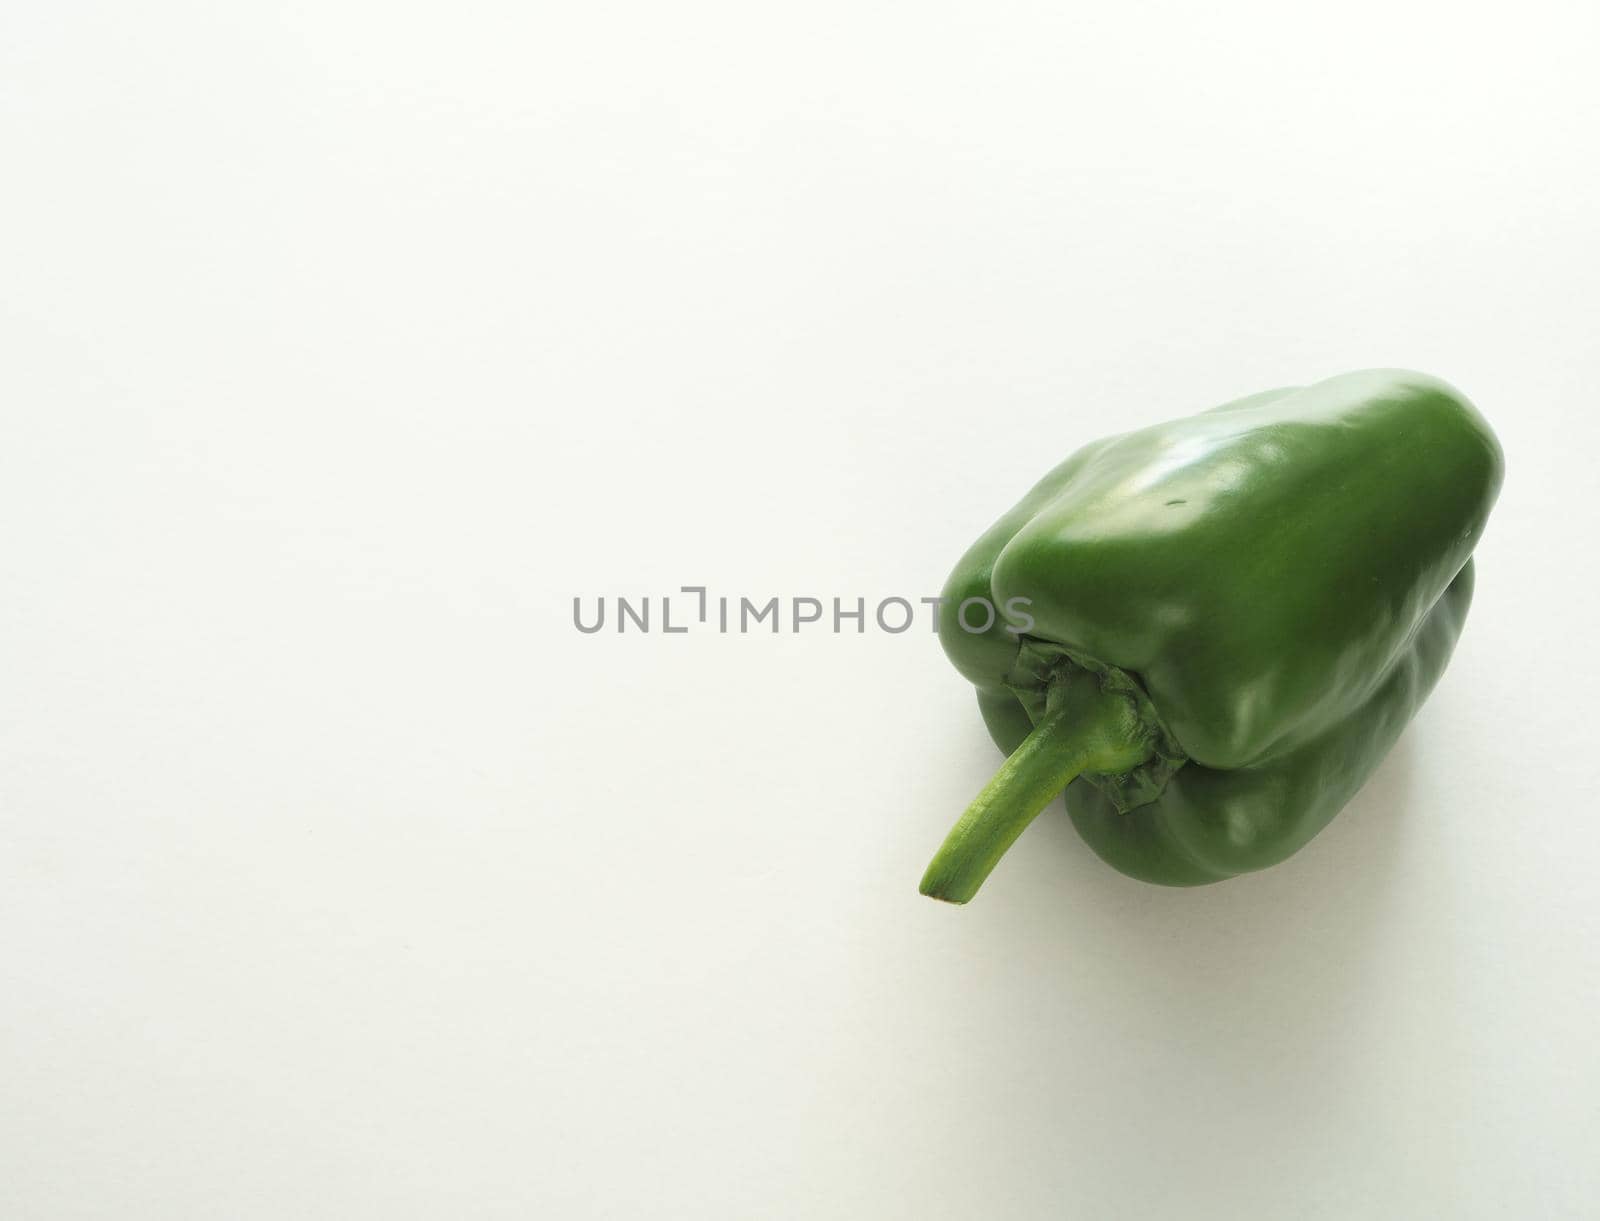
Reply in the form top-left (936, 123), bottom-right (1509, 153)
top-left (921, 369), bottom-right (1503, 902)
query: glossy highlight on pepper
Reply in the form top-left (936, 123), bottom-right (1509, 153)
top-left (920, 370), bottom-right (1503, 902)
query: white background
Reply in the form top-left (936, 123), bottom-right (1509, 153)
top-left (3, 3), bottom-right (1598, 1218)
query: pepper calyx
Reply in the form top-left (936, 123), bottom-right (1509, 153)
top-left (1003, 638), bottom-right (1188, 814)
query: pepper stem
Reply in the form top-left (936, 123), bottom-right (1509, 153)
top-left (920, 680), bottom-right (1154, 904)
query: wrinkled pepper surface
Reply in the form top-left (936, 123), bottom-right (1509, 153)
top-left (921, 369), bottom-right (1502, 902)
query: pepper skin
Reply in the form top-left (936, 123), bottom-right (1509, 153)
top-left (921, 370), bottom-right (1503, 901)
